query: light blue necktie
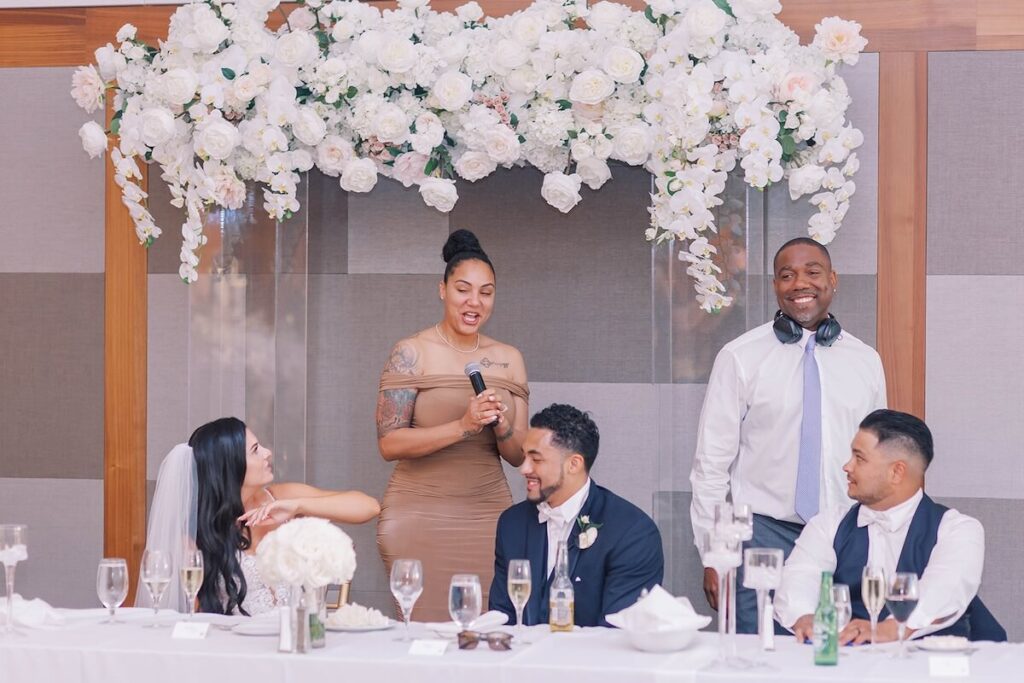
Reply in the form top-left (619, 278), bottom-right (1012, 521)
top-left (795, 333), bottom-right (821, 523)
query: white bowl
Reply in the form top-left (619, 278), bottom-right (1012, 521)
top-left (625, 627), bottom-right (700, 653)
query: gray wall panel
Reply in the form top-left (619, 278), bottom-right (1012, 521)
top-left (308, 170), bottom-right (349, 274)
top-left (926, 275), bottom-right (1024, 499)
top-left (0, 274), bottom-right (103, 479)
top-left (928, 52), bottom-right (1024, 276)
top-left (0, 478), bottom-right (104, 608)
top-left (0, 67), bottom-right (104, 273)
top-left (147, 274), bottom-right (191, 479)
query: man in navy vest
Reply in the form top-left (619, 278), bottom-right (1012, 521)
top-left (776, 409), bottom-right (1005, 643)
top-left (489, 403), bottom-right (664, 627)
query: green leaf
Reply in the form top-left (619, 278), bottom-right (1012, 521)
top-left (567, 129), bottom-right (578, 140)
top-left (346, 86), bottom-right (358, 99)
top-left (644, 6), bottom-right (656, 24)
top-left (424, 157), bottom-right (439, 176)
top-left (509, 113), bottom-right (519, 128)
top-left (387, 146), bottom-right (402, 157)
top-left (556, 99), bottom-right (572, 111)
top-left (778, 110), bottom-right (788, 124)
top-left (221, 67), bottom-right (236, 81)
top-left (780, 135), bottom-right (796, 157)
top-left (712, 0), bottom-right (736, 19)
top-left (110, 117), bottom-right (121, 135)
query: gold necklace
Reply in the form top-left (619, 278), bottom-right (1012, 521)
top-left (435, 323), bottom-right (480, 354)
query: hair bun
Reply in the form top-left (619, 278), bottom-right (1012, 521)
top-left (442, 229), bottom-right (484, 264)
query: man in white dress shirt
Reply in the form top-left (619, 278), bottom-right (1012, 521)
top-left (691, 238), bottom-right (887, 632)
top-left (777, 409), bottom-right (1004, 643)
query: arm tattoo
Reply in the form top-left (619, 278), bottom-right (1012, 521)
top-left (461, 430), bottom-right (475, 440)
top-left (377, 341), bottom-right (420, 439)
top-left (496, 424), bottom-right (515, 443)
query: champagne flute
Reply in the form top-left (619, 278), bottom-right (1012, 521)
top-left (885, 572), bottom-right (919, 658)
top-left (180, 548), bottom-right (204, 620)
top-left (0, 524), bottom-right (28, 636)
top-left (389, 559), bottom-right (423, 641)
top-left (96, 558), bottom-right (128, 624)
top-left (832, 583), bottom-right (852, 633)
top-left (448, 574), bottom-right (482, 633)
top-left (508, 559), bottom-right (532, 645)
top-left (140, 550), bottom-right (172, 627)
top-left (861, 565), bottom-right (886, 651)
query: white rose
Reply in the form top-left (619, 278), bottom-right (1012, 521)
top-left (576, 157), bottom-right (611, 190)
top-left (195, 117), bottom-right (240, 161)
top-left (140, 107), bottom-right (176, 147)
top-left (316, 135), bottom-right (355, 175)
top-left (237, 0), bottom-right (281, 18)
top-left (587, 2), bottom-right (629, 33)
top-left (274, 30), bottom-right (319, 69)
top-left (419, 177), bottom-right (459, 213)
top-left (778, 70), bottom-right (819, 102)
top-left (431, 71), bottom-right (473, 111)
top-left (437, 35), bottom-right (469, 67)
top-left (374, 103), bottom-right (410, 144)
top-left (161, 68), bottom-right (199, 106)
top-left (391, 152), bottom-right (429, 188)
top-left (647, 0), bottom-right (675, 16)
top-left (729, 0), bottom-right (782, 23)
top-left (331, 19), bottom-right (355, 42)
top-left (290, 148), bottom-right (314, 172)
top-left (287, 7), bottom-right (317, 31)
top-left (482, 126), bottom-right (521, 165)
top-left (212, 167), bottom-right (247, 210)
top-left (292, 107), bottom-right (327, 146)
top-left (541, 172), bottom-right (583, 213)
top-left (71, 65), bottom-right (105, 113)
top-left (512, 13), bottom-right (547, 47)
top-left (685, 0), bottom-right (729, 41)
top-left (611, 123), bottom-right (651, 165)
top-left (340, 157), bottom-right (378, 193)
top-left (454, 150), bottom-right (497, 181)
top-left (601, 46), bottom-right (644, 84)
top-left (813, 17), bottom-right (868, 65)
top-left (79, 121), bottom-right (108, 158)
top-left (410, 112), bottom-right (444, 155)
top-left (399, 0), bottom-right (430, 9)
top-left (569, 69), bottom-right (615, 105)
top-left (506, 66), bottom-right (541, 93)
top-left (377, 35), bottom-right (418, 74)
top-left (232, 74), bottom-right (262, 104)
top-left (788, 163), bottom-right (826, 200)
top-left (115, 23), bottom-right (137, 43)
top-left (94, 45), bottom-right (126, 81)
top-left (191, 6), bottom-right (230, 53)
top-left (455, 2), bottom-right (484, 22)
top-left (492, 39), bottom-right (529, 73)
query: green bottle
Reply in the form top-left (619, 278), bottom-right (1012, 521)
top-left (813, 571), bottom-right (838, 665)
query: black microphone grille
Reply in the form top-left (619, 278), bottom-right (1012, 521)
top-left (464, 362), bottom-right (483, 376)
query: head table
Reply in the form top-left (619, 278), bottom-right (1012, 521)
top-left (0, 608), bottom-right (1018, 682)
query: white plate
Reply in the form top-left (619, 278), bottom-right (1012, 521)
top-left (325, 620), bottom-right (395, 633)
top-left (231, 621), bottom-right (280, 636)
top-left (915, 636), bottom-right (971, 652)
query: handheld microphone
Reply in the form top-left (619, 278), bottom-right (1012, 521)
top-left (464, 362), bottom-right (496, 428)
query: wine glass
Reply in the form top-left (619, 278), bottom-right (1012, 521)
top-left (832, 583), bottom-right (852, 633)
top-left (96, 558), bottom-right (129, 624)
top-left (1, 524), bottom-right (28, 636)
top-left (179, 548), bottom-right (204, 620)
top-left (140, 549), bottom-right (172, 627)
top-left (701, 531), bottom-right (742, 663)
top-left (742, 547), bottom-right (783, 652)
top-left (732, 503), bottom-right (754, 542)
top-left (390, 559), bottom-right (423, 641)
top-left (861, 565), bottom-right (886, 651)
top-left (508, 559), bottom-right (532, 645)
top-left (886, 572), bottom-right (919, 658)
top-left (448, 574), bottom-right (482, 633)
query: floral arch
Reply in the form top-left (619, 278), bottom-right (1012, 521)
top-left (72, 0), bottom-right (866, 311)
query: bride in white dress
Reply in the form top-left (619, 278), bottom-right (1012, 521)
top-left (141, 417), bottom-right (380, 616)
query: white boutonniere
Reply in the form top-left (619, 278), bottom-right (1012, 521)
top-left (576, 515), bottom-right (603, 550)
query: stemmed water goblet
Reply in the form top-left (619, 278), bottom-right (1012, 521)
top-left (390, 559), bottom-right (423, 641)
top-left (448, 574), bottom-right (482, 634)
top-left (702, 530), bottom-right (742, 666)
top-left (0, 524), bottom-right (28, 636)
top-left (742, 547), bottom-right (783, 659)
top-left (96, 558), bottom-right (129, 624)
top-left (140, 549), bottom-right (172, 627)
top-left (507, 559), bottom-right (532, 645)
top-left (832, 583), bottom-right (852, 633)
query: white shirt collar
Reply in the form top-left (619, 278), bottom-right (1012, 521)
top-left (537, 478), bottom-right (592, 527)
top-left (857, 488), bottom-right (923, 533)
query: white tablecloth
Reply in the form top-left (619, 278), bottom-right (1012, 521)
top-left (0, 608), bottom-right (1020, 682)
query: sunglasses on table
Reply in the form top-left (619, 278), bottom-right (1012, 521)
top-left (457, 630), bottom-right (514, 651)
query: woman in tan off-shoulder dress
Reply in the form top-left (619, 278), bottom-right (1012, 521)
top-left (376, 230), bottom-right (529, 621)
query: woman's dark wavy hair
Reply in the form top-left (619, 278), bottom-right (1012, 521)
top-left (188, 416), bottom-right (252, 615)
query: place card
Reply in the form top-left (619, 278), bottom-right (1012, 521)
top-left (172, 621), bottom-right (210, 640)
top-left (928, 655), bottom-right (970, 678)
top-left (408, 638), bottom-right (448, 656)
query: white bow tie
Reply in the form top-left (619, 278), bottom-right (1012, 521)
top-left (857, 507), bottom-right (902, 534)
top-left (537, 504), bottom-right (568, 527)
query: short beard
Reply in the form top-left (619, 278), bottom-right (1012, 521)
top-left (528, 470), bottom-right (565, 505)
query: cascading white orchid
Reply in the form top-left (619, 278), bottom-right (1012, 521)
top-left (72, 0), bottom-right (866, 310)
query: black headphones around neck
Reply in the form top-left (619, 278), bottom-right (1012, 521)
top-left (773, 310), bottom-right (842, 347)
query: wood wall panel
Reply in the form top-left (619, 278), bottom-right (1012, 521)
top-left (0, 9), bottom-right (86, 67)
top-left (877, 52), bottom-right (928, 417)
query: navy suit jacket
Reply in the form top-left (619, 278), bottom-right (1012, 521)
top-left (488, 482), bottom-right (664, 627)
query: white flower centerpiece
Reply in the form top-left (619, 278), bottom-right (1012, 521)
top-left (72, 0), bottom-right (867, 311)
top-left (256, 517), bottom-right (357, 590)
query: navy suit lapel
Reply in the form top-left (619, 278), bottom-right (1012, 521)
top-left (525, 506), bottom-right (547, 625)
top-left (568, 484), bottom-right (603, 581)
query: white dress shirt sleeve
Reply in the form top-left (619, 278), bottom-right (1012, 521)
top-left (690, 348), bottom-right (745, 561)
top-left (906, 512), bottom-right (985, 637)
top-left (871, 353), bottom-right (888, 411)
top-left (774, 511), bottom-right (841, 629)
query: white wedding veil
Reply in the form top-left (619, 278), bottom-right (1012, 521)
top-left (135, 443), bottom-right (198, 612)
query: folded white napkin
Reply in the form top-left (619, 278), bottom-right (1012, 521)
top-left (424, 610), bottom-right (508, 634)
top-left (605, 585), bottom-right (711, 632)
top-left (0, 594), bottom-right (66, 629)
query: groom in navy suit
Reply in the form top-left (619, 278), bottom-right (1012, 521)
top-left (489, 403), bottom-right (664, 627)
